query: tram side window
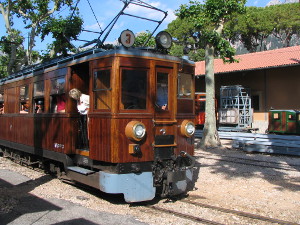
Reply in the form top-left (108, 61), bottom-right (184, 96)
top-left (94, 70), bottom-right (111, 110)
top-left (178, 73), bottom-right (193, 99)
top-left (273, 113), bottom-right (280, 120)
top-left (34, 81), bottom-right (44, 113)
top-left (20, 85), bottom-right (29, 114)
top-left (121, 69), bottom-right (147, 110)
top-left (50, 78), bottom-right (66, 113)
top-left (0, 92), bottom-right (4, 114)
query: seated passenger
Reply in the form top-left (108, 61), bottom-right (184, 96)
top-left (20, 102), bottom-right (29, 114)
top-left (0, 103), bottom-right (3, 114)
top-left (156, 83), bottom-right (168, 110)
top-left (35, 100), bottom-right (44, 113)
top-left (56, 94), bottom-right (66, 113)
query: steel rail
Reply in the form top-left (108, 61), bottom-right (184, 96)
top-left (197, 152), bottom-right (300, 168)
top-left (182, 199), bottom-right (299, 225)
top-left (196, 154), bottom-right (300, 172)
top-left (147, 205), bottom-right (224, 225)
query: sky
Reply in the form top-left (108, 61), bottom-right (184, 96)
top-left (0, 0), bottom-right (275, 52)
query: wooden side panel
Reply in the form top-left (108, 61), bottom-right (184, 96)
top-left (119, 57), bottom-right (150, 68)
top-left (6, 87), bottom-right (17, 113)
top-left (14, 116), bottom-right (34, 146)
top-left (112, 118), bottom-right (154, 163)
top-left (0, 114), bottom-right (76, 155)
top-left (0, 116), bottom-right (12, 141)
top-left (88, 115), bottom-right (112, 161)
top-left (178, 99), bottom-right (194, 114)
top-left (176, 118), bottom-right (194, 156)
top-left (45, 116), bottom-right (74, 154)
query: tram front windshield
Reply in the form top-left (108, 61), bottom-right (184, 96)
top-left (121, 69), bottom-right (147, 110)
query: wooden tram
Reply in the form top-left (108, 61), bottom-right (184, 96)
top-left (0, 31), bottom-right (196, 202)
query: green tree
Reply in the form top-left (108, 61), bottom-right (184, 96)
top-left (229, 7), bottom-right (275, 52)
top-left (225, 3), bottom-right (300, 52)
top-left (178, 0), bottom-right (246, 148)
top-left (133, 31), bottom-right (155, 47)
top-left (167, 17), bottom-right (205, 61)
top-left (0, 0), bottom-right (24, 75)
top-left (0, 0), bottom-right (81, 77)
top-left (15, 0), bottom-right (80, 65)
top-left (270, 3), bottom-right (300, 47)
top-left (40, 13), bottom-right (83, 60)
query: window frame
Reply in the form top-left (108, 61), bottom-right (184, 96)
top-left (50, 76), bottom-right (66, 114)
top-left (19, 84), bottom-right (30, 114)
top-left (177, 73), bottom-right (193, 99)
top-left (33, 81), bottom-right (45, 114)
top-left (120, 67), bottom-right (149, 111)
top-left (93, 68), bottom-right (112, 111)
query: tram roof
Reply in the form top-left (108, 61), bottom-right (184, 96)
top-left (0, 47), bottom-right (194, 85)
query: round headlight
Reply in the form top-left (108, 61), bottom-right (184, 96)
top-left (125, 121), bottom-right (146, 141)
top-left (134, 124), bottom-right (146, 139)
top-left (186, 123), bottom-right (195, 136)
top-left (155, 31), bottom-right (172, 49)
top-left (180, 120), bottom-right (195, 137)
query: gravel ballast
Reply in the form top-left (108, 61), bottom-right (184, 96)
top-left (0, 144), bottom-right (299, 225)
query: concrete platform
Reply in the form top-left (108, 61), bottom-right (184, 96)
top-left (0, 169), bottom-right (148, 225)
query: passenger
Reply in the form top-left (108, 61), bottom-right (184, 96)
top-left (20, 102), bottom-right (29, 114)
top-left (56, 94), bottom-right (66, 113)
top-left (69, 88), bottom-right (90, 149)
top-left (156, 83), bottom-right (168, 110)
top-left (0, 103), bottom-right (3, 114)
top-left (35, 100), bottom-right (44, 113)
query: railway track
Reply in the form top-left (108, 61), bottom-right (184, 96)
top-left (146, 197), bottom-right (299, 225)
top-left (195, 151), bottom-right (300, 172)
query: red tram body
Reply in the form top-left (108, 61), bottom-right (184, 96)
top-left (0, 47), bottom-right (196, 202)
top-left (195, 92), bottom-right (206, 126)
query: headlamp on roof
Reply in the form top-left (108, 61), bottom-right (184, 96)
top-left (155, 31), bottom-right (172, 49)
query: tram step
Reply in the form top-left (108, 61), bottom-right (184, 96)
top-left (67, 166), bottom-right (95, 175)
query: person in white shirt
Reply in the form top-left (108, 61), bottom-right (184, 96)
top-left (69, 88), bottom-right (90, 149)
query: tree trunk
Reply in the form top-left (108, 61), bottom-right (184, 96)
top-left (200, 44), bottom-right (221, 149)
top-left (7, 42), bottom-right (17, 75)
top-left (0, 1), bottom-right (17, 75)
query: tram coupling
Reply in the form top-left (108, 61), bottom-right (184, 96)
top-left (152, 151), bottom-right (195, 198)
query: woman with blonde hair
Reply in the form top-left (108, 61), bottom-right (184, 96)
top-left (69, 88), bottom-right (90, 149)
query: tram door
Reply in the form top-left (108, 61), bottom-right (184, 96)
top-left (70, 62), bottom-right (90, 150)
top-left (154, 67), bottom-right (176, 146)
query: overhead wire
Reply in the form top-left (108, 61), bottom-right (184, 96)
top-left (86, 0), bottom-right (103, 33)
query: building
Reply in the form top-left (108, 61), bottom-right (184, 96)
top-left (195, 45), bottom-right (300, 133)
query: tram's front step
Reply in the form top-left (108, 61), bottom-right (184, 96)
top-left (67, 166), bottom-right (95, 175)
top-left (66, 166), bottom-right (99, 189)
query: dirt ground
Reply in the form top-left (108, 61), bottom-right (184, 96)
top-left (0, 143), bottom-right (300, 225)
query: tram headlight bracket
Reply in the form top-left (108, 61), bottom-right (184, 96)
top-left (180, 120), bottom-right (195, 138)
top-left (125, 121), bottom-right (146, 141)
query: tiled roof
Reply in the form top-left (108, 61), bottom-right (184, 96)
top-left (195, 45), bottom-right (300, 75)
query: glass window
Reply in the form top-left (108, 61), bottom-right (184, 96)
top-left (34, 82), bottom-right (45, 113)
top-left (94, 70), bottom-right (111, 110)
top-left (20, 85), bottom-right (29, 114)
top-left (178, 73), bottom-right (193, 99)
top-left (156, 72), bottom-right (168, 110)
top-left (0, 91), bottom-right (4, 114)
top-left (273, 113), bottom-right (280, 120)
top-left (288, 114), bottom-right (295, 121)
top-left (121, 69), bottom-right (147, 110)
top-left (51, 78), bottom-right (65, 95)
top-left (50, 78), bottom-right (66, 113)
top-left (34, 81), bottom-right (44, 97)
